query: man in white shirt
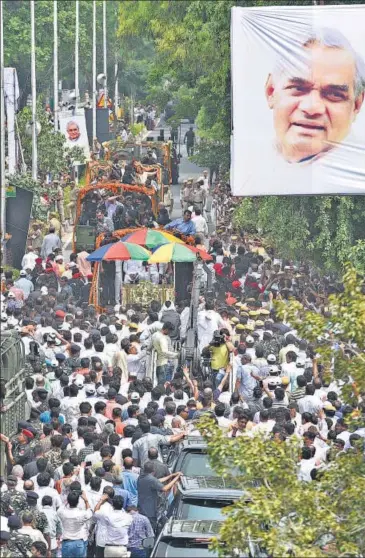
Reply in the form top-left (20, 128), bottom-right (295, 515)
top-left (94, 493), bottom-right (133, 555)
top-left (18, 511), bottom-right (48, 545)
top-left (58, 491), bottom-right (92, 557)
top-left (21, 246), bottom-right (38, 271)
top-left (192, 208), bottom-right (208, 241)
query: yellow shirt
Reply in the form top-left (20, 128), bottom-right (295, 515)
top-left (210, 344), bottom-right (229, 370)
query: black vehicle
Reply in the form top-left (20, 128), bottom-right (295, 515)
top-left (157, 476), bottom-right (245, 533)
top-left (146, 519), bottom-right (222, 558)
top-left (145, 518), bottom-right (266, 558)
top-left (169, 436), bottom-right (216, 476)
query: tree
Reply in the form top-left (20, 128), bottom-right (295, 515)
top-left (200, 265), bottom-right (365, 557)
top-left (233, 195), bottom-right (365, 273)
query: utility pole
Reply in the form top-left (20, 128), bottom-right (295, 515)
top-left (0, 0), bottom-right (6, 254)
top-left (114, 5), bottom-right (118, 138)
top-left (75, 0), bottom-right (79, 111)
top-left (53, 0), bottom-right (58, 131)
top-left (92, 0), bottom-right (97, 142)
top-left (103, 0), bottom-right (107, 108)
top-left (30, 0), bottom-right (38, 181)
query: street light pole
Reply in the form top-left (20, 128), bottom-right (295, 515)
top-left (75, 0), bottom-right (79, 111)
top-left (92, 0), bottom-right (96, 141)
top-left (103, 0), bottom-right (107, 108)
top-left (0, 0), bottom-right (6, 252)
top-left (30, 0), bottom-right (38, 181)
top-left (53, 0), bottom-right (58, 131)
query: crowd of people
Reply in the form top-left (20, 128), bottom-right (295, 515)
top-left (0, 128), bottom-right (364, 558)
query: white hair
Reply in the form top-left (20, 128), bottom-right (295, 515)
top-left (273, 26), bottom-right (365, 97)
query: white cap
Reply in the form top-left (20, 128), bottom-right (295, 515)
top-left (97, 386), bottom-right (107, 396)
top-left (7, 292), bottom-right (15, 298)
top-left (267, 354), bottom-right (277, 363)
top-left (85, 385), bottom-right (96, 395)
top-left (130, 391), bottom-right (140, 401)
top-left (269, 365), bottom-right (280, 374)
top-left (40, 286), bottom-right (48, 295)
top-left (74, 374), bottom-right (84, 387)
top-left (19, 270), bottom-right (27, 277)
top-left (1, 313), bottom-right (8, 322)
top-left (55, 255), bottom-right (64, 262)
top-left (246, 335), bottom-right (254, 344)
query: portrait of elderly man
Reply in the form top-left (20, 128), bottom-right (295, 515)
top-left (265, 27), bottom-right (365, 164)
top-left (66, 120), bottom-right (81, 142)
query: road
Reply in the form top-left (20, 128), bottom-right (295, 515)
top-left (146, 119), bottom-right (205, 219)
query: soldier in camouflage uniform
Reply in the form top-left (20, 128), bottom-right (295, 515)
top-left (21, 490), bottom-right (50, 540)
top-left (6, 515), bottom-right (33, 558)
top-left (0, 476), bottom-right (28, 517)
top-left (258, 330), bottom-right (282, 358)
top-left (44, 435), bottom-right (64, 469)
top-left (0, 530), bottom-right (13, 558)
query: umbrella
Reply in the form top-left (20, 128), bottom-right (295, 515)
top-left (86, 241), bottom-right (151, 262)
top-left (121, 228), bottom-right (184, 249)
top-left (149, 243), bottom-right (212, 263)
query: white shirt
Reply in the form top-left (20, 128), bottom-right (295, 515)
top-left (19, 526), bottom-right (47, 544)
top-left (57, 506), bottom-right (93, 541)
top-left (21, 252), bottom-right (38, 271)
top-left (36, 486), bottom-right (62, 510)
top-left (192, 214), bottom-right (208, 236)
top-left (95, 504), bottom-right (133, 547)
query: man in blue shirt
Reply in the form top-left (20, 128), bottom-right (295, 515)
top-left (164, 210), bottom-right (196, 236)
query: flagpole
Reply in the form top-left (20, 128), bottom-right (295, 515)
top-left (0, 0), bottom-right (6, 255)
top-left (75, 0), bottom-right (79, 111)
top-left (92, 0), bottom-right (96, 141)
top-left (103, 0), bottom-right (107, 108)
top-left (30, 0), bottom-right (38, 181)
top-left (53, 0), bottom-right (58, 131)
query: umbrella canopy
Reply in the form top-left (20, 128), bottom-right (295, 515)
top-left (86, 241), bottom-right (151, 262)
top-left (149, 243), bottom-right (212, 263)
top-left (121, 228), bottom-right (184, 249)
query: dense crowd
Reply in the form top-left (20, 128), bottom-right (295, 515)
top-left (1, 153), bottom-right (364, 558)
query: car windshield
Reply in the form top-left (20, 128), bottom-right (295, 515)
top-left (156, 540), bottom-right (219, 557)
top-left (180, 452), bottom-right (218, 477)
top-left (180, 499), bottom-right (232, 521)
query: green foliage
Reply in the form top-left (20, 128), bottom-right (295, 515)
top-left (234, 195), bottom-right (365, 272)
top-left (8, 173), bottom-right (56, 222)
top-left (199, 266), bottom-right (365, 557)
top-left (16, 101), bottom-right (85, 180)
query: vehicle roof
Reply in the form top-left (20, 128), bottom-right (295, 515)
top-left (178, 476), bottom-right (244, 499)
top-left (179, 436), bottom-right (207, 450)
top-left (161, 519), bottom-right (223, 539)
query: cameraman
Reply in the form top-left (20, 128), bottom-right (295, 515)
top-left (208, 328), bottom-right (234, 389)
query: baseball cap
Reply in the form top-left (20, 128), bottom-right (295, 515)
top-left (40, 286), bottom-right (48, 295)
top-left (267, 354), bottom-right (277, 363)
top-left (26, 491), bottom-right (39, 500)
top-left (97, 386), bottom-right (107, 396)
top-left (19, 270), bottom-right (27, 277)
top-left (1, 313), bottom-right (7, 322)
top-left (0, 531), bottom-right (10, 541)
top-left (55, 310), bottom-right (66, 318)
top-left (74, 375), bottom-right (84, 388)
top-left (55, 255), bottom-right (63, 262)
top-left (55, 353), bottom-right (66, 362)
top-left (8, 515), bottom-right (22, 529)
top-left (323, 402), bottom-right (336, 411)
top-left (130, 392), bottom-right (140, 402)
top-left (246, 335), bottom-right (254, 344)
top-left (7, 292), bottom-right (15, 298)
top-left (85, 386), bottom-right (96, 395)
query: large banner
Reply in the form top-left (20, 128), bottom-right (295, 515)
top-left (231, 5), bottom-right (365, 196)
top-left (59, 113), bottom-right (90, 159)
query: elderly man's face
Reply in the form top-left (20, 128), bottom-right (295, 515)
top-left (67, 123), bottom-right (81, 141)
top-left (265, 44), bottom-right (364, 162)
